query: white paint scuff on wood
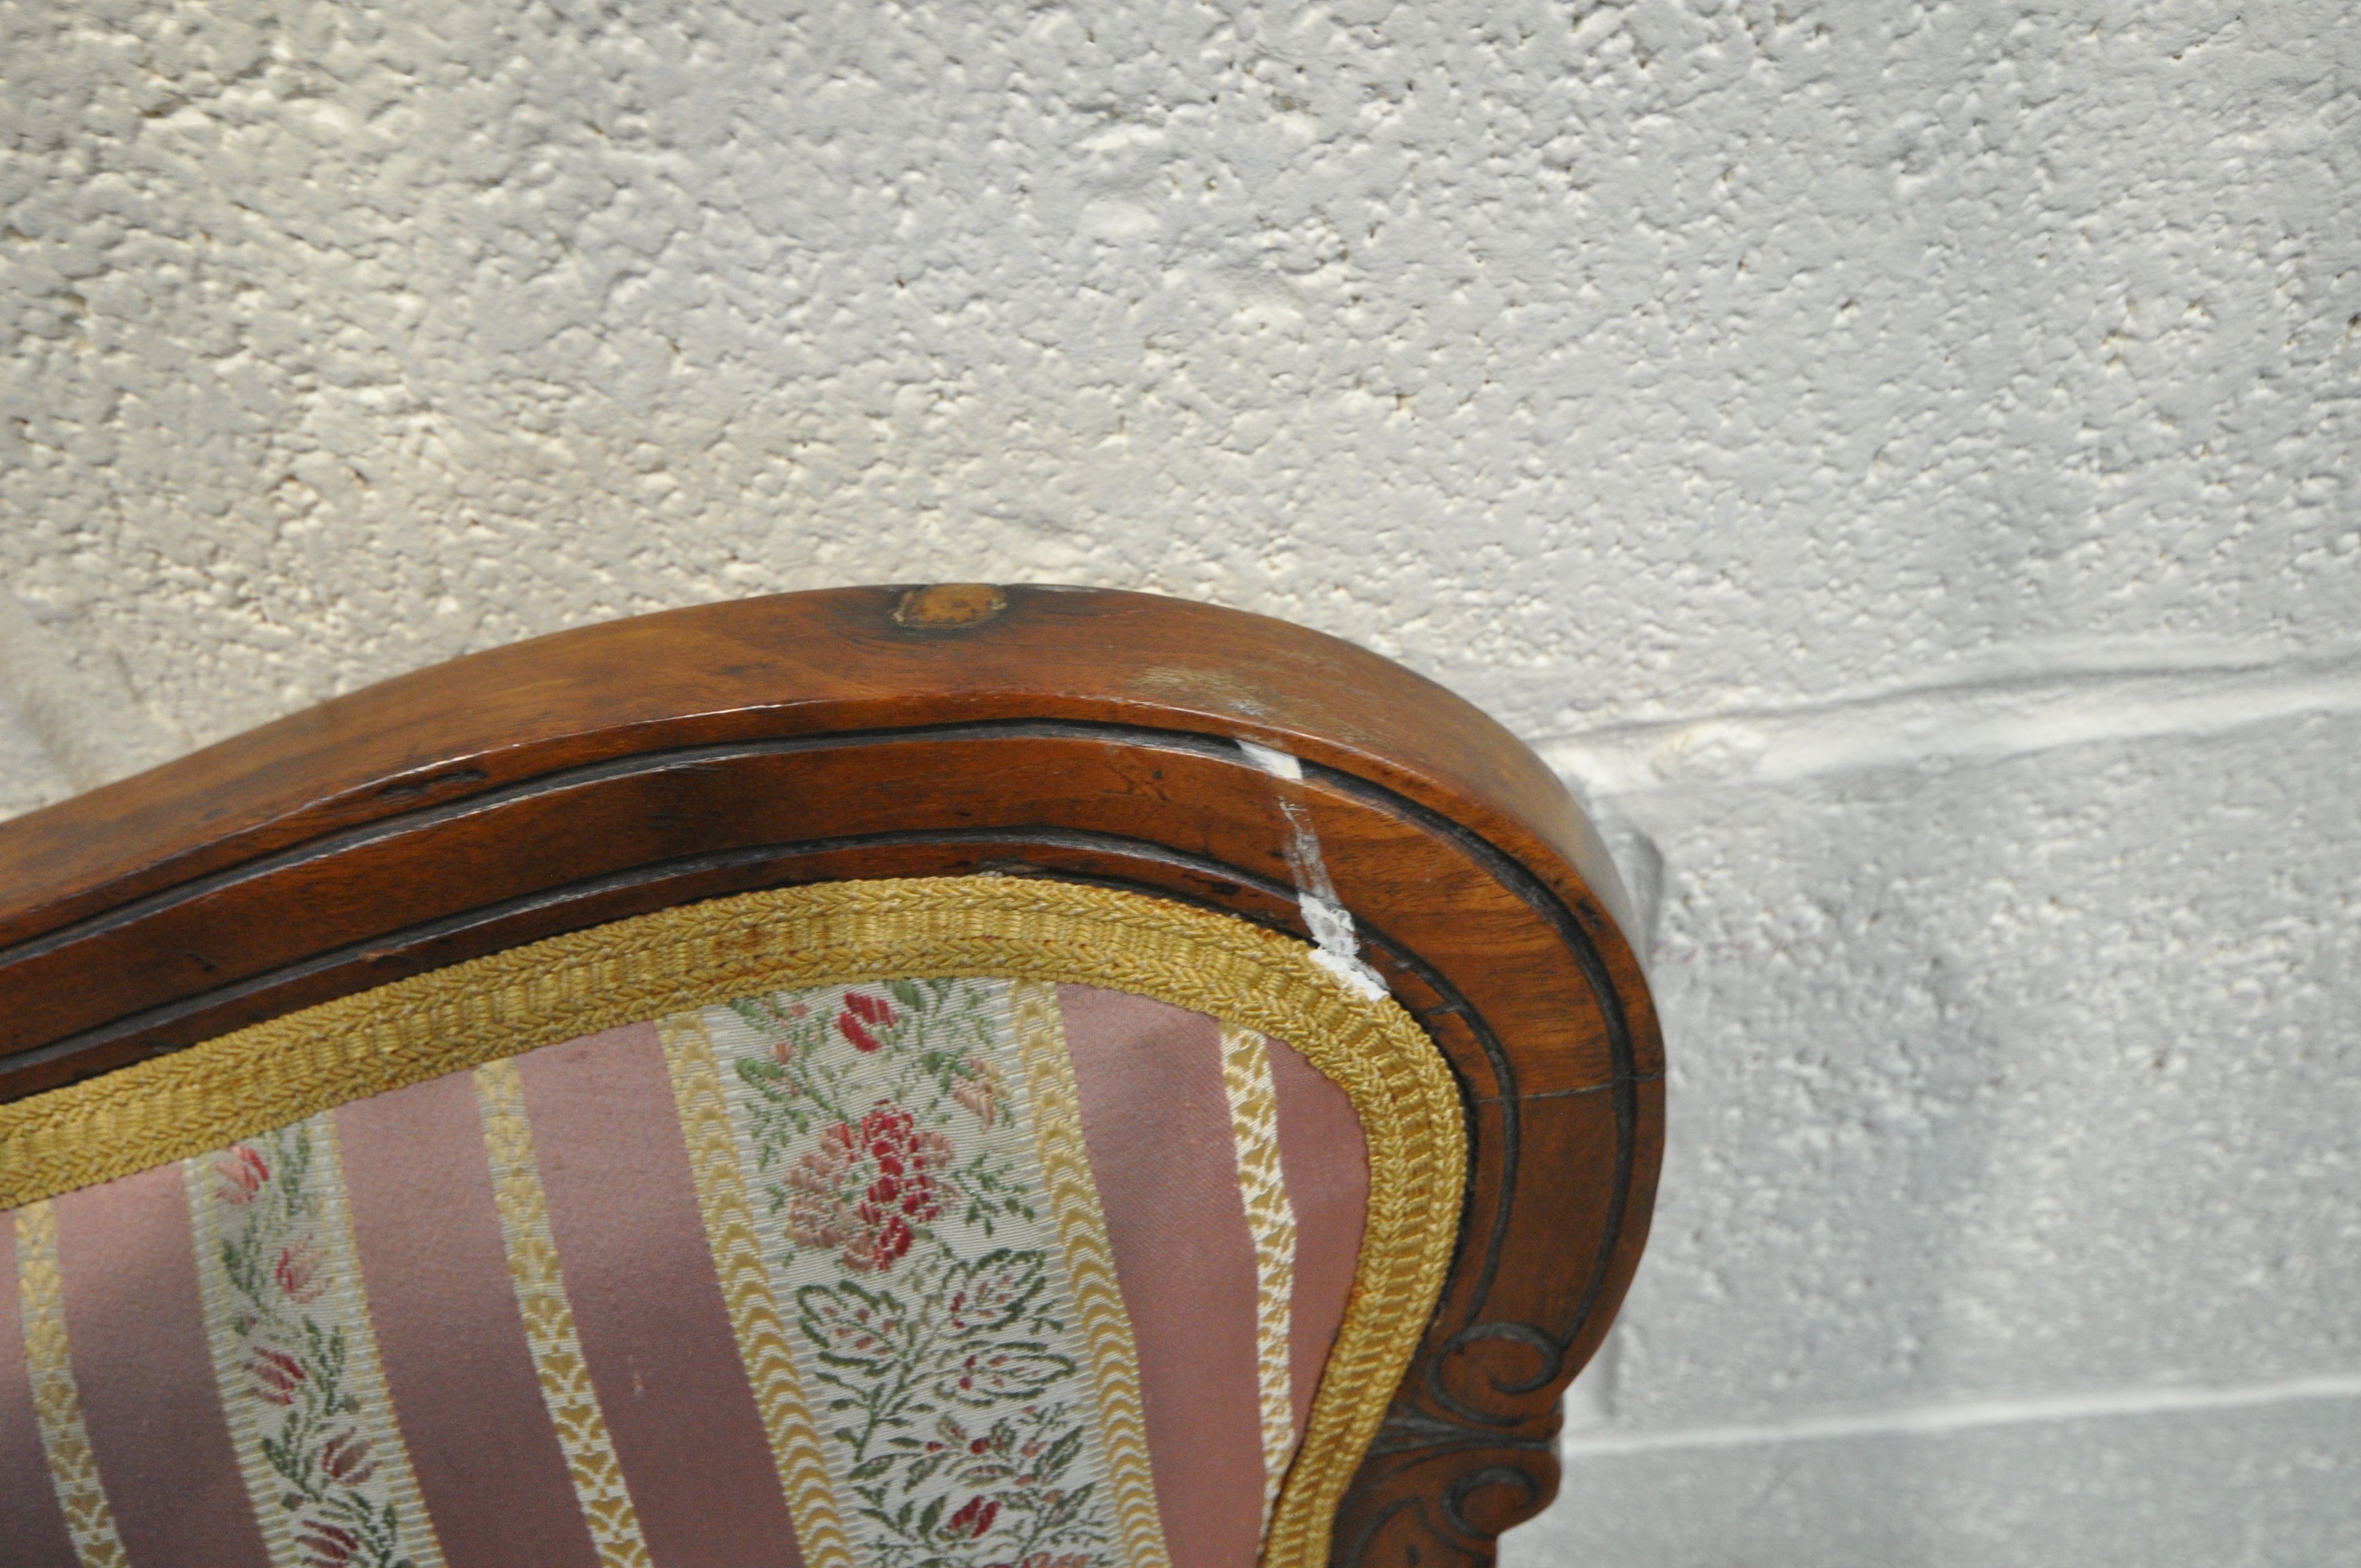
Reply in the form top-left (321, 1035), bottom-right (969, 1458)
top-left (1236, 738), bottom-right (1389, 1001)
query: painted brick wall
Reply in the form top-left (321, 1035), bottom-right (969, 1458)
top-left (3, 1), bottom-right (2355, 1561)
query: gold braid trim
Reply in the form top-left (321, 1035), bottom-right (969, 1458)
top-left (13, 1201), bottom-right (130, 1568)
top-left (0, 877), bottom-right (1465, 1568)
top-left (1009, 979), bottom-right (1172, 1568)
top-left (474, 1059), bottom-right (652, 1568)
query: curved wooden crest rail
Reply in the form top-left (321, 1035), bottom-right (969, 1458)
top-left (0, 584), bottom-right (1662, 1567)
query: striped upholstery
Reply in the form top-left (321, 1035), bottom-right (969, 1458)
top-left (1, 979), bottom-right (1369, 1568)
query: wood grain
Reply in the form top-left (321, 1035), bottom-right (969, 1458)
top-left (0, 585), bottom-right (1663, 1567)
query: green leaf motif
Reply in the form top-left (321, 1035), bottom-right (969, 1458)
top-left (800, 1283), bottom-right (909, 1369)
top-left (939, 1249), bottom-right (1050, 1338)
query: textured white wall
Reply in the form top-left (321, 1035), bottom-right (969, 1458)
top-left (4, 0), bottom-right (2356, 1561)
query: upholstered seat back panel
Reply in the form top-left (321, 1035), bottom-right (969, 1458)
top-left (2, 979), bottom-right (1368, 1568)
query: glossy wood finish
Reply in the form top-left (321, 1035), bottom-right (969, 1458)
top-left (0, 585), bottom-right (1663, 1567)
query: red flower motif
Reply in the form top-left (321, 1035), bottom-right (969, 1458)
top-left (297, 1518), bottom-right (360, 1566)
top-left (319, 1428), bottom-right (377, 1485)
top-left (274, 1237), bottom-right (324, 1303)
top-left (864, 1211), bottom-right (916, 1268)
top-left (784, 1102), bottom-right (950, 1272)
top-left (215, 1146), bottom-right (269, 1206)
top-left (834, 990), bottom-right (899, 1053)
top-left (845, 991), bottom-right (897, 1026)
top-left (944, 1495), bottom-right (1000, 1540)
top-left (248, 1346), bottom-right (306, 1406)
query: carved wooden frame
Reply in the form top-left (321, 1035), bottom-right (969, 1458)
top-left (0, 585), bottom-right (1663, 1567)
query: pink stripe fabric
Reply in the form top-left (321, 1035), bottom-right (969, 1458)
top-left (515, 1022), bottom-right (803, 1568)
top-left (0, 1212), bottom-right (79, 1568)
top-left (1057, 983), bottom-right (1266, 1568)
top-left (1265, 1036), bottom-right (1370, 1438)
top-left (338, 1068), bottom-right (603, 1568)
top-left (51, 1169), bottom-right (271, 1568)
top-left (1, 981), bottom-right (1378, 1568)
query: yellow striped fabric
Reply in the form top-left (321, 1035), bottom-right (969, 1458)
top-left (474, 1059), bottom-right (652, 1568)
top-left (13, 1200), bottom-right (130, 1568)
top-left (655, 1013), bottom-right (856, 1568)
top-left (1009, 979), bottom-right (1173, 1568)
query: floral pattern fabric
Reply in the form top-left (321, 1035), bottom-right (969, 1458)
top-left (189, 1119), bottom-right (443, 1568)
top-left (706, 978), bottom-right (1129, 1568)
